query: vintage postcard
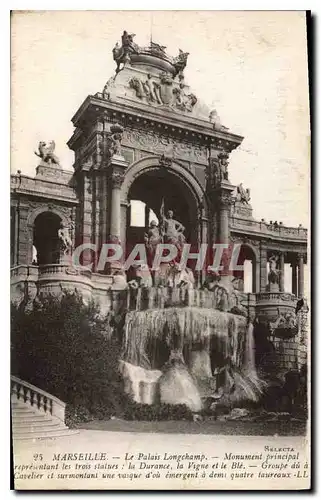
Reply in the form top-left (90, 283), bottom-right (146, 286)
top-left (10, 10), bottom-right (310, 490)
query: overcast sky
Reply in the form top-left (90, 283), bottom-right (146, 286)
top-left (11, 10), bottom-right (310, 227)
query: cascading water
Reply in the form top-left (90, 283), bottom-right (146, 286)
top-left (118, 294), bottom-right (264, 411)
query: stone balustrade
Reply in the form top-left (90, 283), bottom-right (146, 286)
top-left (38, 263), bottom-right (91, 279)
top-left (11, 265), bottom-right (39, 280)
top-left (256, 292), bottom-right (296, 303)
top-left (11, 172), bottom-right (77, 203)
top-left (230, 216), bottom-right (307, 242)
top-left (11, 375), bottom-right (66, 423)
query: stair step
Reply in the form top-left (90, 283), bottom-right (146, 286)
top-left (11, 415), bottom-right (53, 425)
top-left (12, 411), bottom-right (52, 418)
top-left (11, 404), bottom-right (45, 411)
top-left (12, 421), bottom-right (65, 431)
top-left (12, 412), bottom-right (52, 421)
top-left (11, 401), bottom-right (41, 408)
top-left (12, 429), bottom-right (79, 440)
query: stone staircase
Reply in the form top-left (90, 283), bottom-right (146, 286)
top-left (11, 376), bottom-right (78, 440)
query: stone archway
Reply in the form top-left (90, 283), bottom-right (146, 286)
top-left (27, 207), bottom-right (70, 265)
top-left (33, 212), bottom-right (62, 265)
top-left (120, 156), bottom-right (208, 256)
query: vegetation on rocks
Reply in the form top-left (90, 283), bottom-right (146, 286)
top-left (11, 292), bottom-right (124, 422)
top-left (11, 292), bottom-right (195, 425)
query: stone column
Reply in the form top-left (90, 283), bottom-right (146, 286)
top-left (11, 204), bottom-right (19, 266)
top-left (279, 252), bottom-right (285, 292)
top-left (199, 209), bottom-right (208, 287)
top-left (100, 172), bottom-right (108, 248)
top-left (93, 172), bottom-right (100, 262)
top-left (110, 179), bottom-right (122, 238)
top-left (291, 260), bottom-right (298, 296)
top-left (254, 259), bottom-right (260, 294)
top-left (145, 205), bottom-right (150, 228)
top-left (206, 151), bottom-right (235, 286)
top-left (259, 244), bottom-right (268, 292)
top-left (219, 195), bottom-right (231, 243)
top-left (79, 170), bottom-right (93, 268)
top-left (109, 159), bottom-right (128, 240)
top-left (18, 203), bottom-right (31, 265)
top-left (218, 185), bottom-right (235, 284)
top-left (108, 155), bottom-right (129, 273)
top-left (298, 253), bottom-right (305, 297)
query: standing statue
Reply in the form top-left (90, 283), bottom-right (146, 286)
top-left (209, 110), bottom-right (229, 131)
top-left (206, 152), bottom-right (229, 191)
top-left (268, 254), bottom-right (280, 285)
top-left (58, 222), bottom-right (74, 255)
top-left (144, 220), bottom-right (162, 259)
top-left (32, 245), bottom-right (38, 265)
top-left (160, 209), bottom-right (186, 250)
top-left (217, 151), bottom-right (229, 181)
top-left (34, 141), bottom-right (61, 166)
top-left (112, 42), bottom-right (123, 73)
top-left (106, 123), bottom-right (124, 157)
top-left (236, 183), bottom-right (251, 204)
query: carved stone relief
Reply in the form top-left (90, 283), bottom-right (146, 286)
top-left (122, 128), bottom-right (207, 164)
top-left (128, 72), bottom-right (197, 112)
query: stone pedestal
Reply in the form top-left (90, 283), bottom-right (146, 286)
top-left (35, 162), bottom-right (62, 179)
top-left (267, 282), bottom-right (280, 293)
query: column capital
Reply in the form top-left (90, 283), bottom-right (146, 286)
top-left (111, 171), bottom-right (126, 189)
top-left (220, 191), bottom-right (234, 209)
top-left (292, 252), bottom-right (306, 265)
top-left (109, 155), bottom-right (129, 189)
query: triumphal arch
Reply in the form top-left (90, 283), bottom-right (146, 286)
top-left (11, 31), bottom-right (308, 372)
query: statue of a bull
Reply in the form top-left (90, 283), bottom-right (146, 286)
top-left (154, 262), bottom-right (194, 289)
top-left (128, 263), bottom-right (153, 289)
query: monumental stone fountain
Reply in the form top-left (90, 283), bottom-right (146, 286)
top-left (115, 208), bottom-right (265, 413)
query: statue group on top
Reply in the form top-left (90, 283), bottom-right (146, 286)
top-left (112, 30), bottom-right (189, 78)
top-left (35, 141), bottom-right (61, 167)
top-left (113, 31), bottom-right (139, 73)
top-left (112, 30), bottom-right (196, 112)
top-left (129, 72), bottom-right (197, 112)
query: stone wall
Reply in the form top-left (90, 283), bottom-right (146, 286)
top-left (269, 334), bottom-right (307, 373)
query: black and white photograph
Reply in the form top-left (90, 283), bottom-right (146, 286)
top-left (10, 10), bottom-right (310, 490)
